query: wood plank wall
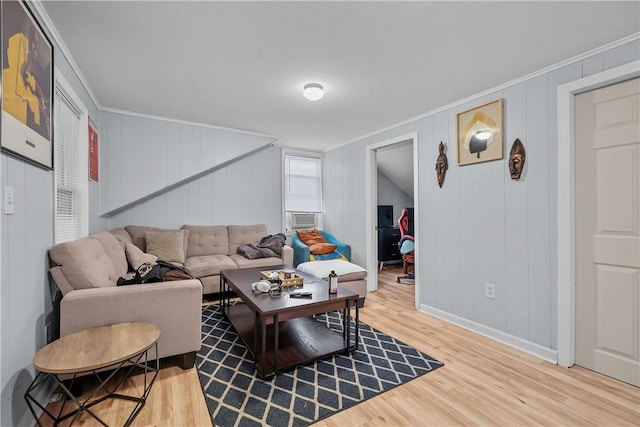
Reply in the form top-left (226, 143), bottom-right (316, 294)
top-left (108, 143), bottom-right (284, 232)
top-left (1, 156), bottom-right (54, 425)
top-left (99, 111), bottom-right (276, 216)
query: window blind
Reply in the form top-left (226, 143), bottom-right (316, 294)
top-left (284, 155), bottom-right (322, 213)
top-left (54, 88), bottom-right (81, 243)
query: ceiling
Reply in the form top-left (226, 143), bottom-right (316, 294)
top-left (40, 1), bottom-right (639, 152)
top-left (377, 140), bottom-right (414, 197)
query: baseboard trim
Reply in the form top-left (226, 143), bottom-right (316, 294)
top-left (420, 304), bottom-right (558, 364)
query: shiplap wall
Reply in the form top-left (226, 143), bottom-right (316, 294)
top-left (324, 39), bottom-right (640, 354)
top-left (109, 144), bottom-right (283, 232)
top-left (100, 111), bottom-right (276, 216)
top-left (0, 8), bottom-right (101, 424)
top-left (0, 156), bottom-right (53, 426)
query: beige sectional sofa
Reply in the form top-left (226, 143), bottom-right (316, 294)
top-left (111, 224), bottom-right (293, 295)
top-left (180, 224), bottom-right (293, 294)
top-left (48, 223), bottom-right (293, 368)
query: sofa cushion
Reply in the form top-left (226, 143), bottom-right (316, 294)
top-left (185, 255), bottom-right (237, 278)
top-left (125, 242), bottom-right (158, 270)
top-left (228, 224), bottom-right (268, 255)
top-left (229, 254), bottom-right (283, 269)
top-left (146, 230), bottom-right (188, 263)
top-left (110, 228), bottom-right (133, 247)
top-left (124, 225), bottom-right (189, 253)
top-left (49, 236), bottom-right (119, 290)
top-left (182, 225), bottom-right (229, 257)
top-left (90, 231), bottom-right (129, 279)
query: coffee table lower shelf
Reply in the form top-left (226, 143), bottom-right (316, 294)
top-left (226, 302), bottom-right (353, 378)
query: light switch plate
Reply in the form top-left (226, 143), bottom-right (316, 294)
top-left (4, 186), bottom-right (15, 215)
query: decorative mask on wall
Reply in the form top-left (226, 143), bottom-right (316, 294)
top-left (435, 142), bottom-right (448, 188)
top-left (508, 138), bottom-right (526, 180)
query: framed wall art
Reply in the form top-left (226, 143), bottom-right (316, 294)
top-left (89, 118), bottom-right (99, 182)
top-left (1, 0), bottom-right (54, 169)
top-left (457, 98), bottom-right (503, 166)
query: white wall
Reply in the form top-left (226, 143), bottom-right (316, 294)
top-left (323, 38), bottom-right (640, 356)
top-left (0, 157), bottom-right (53, 426)
top-left (109, 144), bottom-right (283, 233)
top-left (377, 170), bottom-right (413, 225)
top-left (100, 110), bottom-right (276, 216)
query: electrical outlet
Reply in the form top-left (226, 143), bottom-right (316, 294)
top-left (485, 282), bottom-right (496, 299)
top-left (4, 186), bottom-right (15, 215)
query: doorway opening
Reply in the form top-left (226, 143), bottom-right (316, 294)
top-left (365, 132), bottom-right (419, 308)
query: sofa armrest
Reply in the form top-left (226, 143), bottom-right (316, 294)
top-left (292, 234), bottom-right (310, 267)
top-left (60, 280), bottom-right (202, 359)
top-left (322, 231), bottom-right (352, 261)
top-left (281, 245), bottom-right (293, 267)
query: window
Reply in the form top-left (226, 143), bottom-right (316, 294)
top-left (54, 76), bottom-right (88, 243)
top-left (283, 152), bottom-right (322, 230)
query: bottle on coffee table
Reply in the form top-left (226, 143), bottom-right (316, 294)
top-left (328, 270), bottom-right (338, 294)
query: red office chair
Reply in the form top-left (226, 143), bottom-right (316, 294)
top-left (397, 208), bottom-right (415, 283)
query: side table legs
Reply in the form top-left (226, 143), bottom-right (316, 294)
top-left (25, 342), bottom-right (159, 426)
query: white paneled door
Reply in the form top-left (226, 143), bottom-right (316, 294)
top-left (575, 77), bottom-right (640, 386)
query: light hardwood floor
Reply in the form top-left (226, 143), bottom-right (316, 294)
top-left (39, 266), bottom-right (639, 426)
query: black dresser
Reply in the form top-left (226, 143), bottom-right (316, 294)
top-left (378, 227), bottom-right (402, 267)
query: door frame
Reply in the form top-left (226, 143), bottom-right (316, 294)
top-left (365, 131), bottom-right (419, 308)
top-left (557, 60), bottom-right (640, 367)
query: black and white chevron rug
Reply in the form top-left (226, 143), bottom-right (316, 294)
top-left (197, 303), bottom-right (443, 427)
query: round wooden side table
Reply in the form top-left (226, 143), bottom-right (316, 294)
top-left (25, 322), bottom-right (160, 427)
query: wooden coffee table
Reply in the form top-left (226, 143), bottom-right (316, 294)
top-left (220, 265), bottom-right (359, 379)
top-left (25, 322), bottom-right (160, 426)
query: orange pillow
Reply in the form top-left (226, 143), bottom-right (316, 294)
top-left (295, 229), bottom-right (313, 243)
top-left (309, 242), bottom-right (338, 255)
top-left (296, 229), bottom-right (326, 245)
top-left (305, 238), bottom-right (325, 246)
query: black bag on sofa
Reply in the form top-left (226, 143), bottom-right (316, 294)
top-left (157, 260), bottom-right (194, 281)
top-left (117, 261), bottom-right (194, 286)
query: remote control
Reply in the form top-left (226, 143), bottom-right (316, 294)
top-left (290, 291), bottom-right (312, 298)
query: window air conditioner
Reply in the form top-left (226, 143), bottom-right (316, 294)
top-left (290, 213), bottom-right (317, 229)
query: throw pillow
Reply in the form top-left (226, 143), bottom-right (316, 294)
top-left (296, 229), bottom-right (326, 246)
top-left (305, 237), bottom-right (325, 246)
top-left (309, 242), bottom-right (338, 255)
top-left (146, 230), bottom-right (187, 263)
top-left (125, 242), bottom-right (158, 270)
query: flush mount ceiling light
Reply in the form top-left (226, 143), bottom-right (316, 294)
top-left (303, 83), bottom-right (324, 101)
top-left (474, 129), bottom-right (492, 140)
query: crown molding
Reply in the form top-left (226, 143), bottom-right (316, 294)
top-left (101, 107), bottom-right (278, 140)
top-left (30, 0), bottom-right (278, 141)
top-left (30, 0), bottom-right (101, 110)
top-left (24, 3), bottom-right (640, 149)
top-left (328, 32), bottom-right (640, 153)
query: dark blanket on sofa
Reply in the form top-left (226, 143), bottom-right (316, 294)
top-left (237, 233), bottom-right (286, 260)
